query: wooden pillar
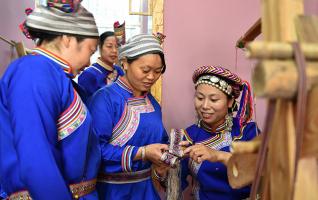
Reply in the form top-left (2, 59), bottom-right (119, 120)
top-left (151, 0), bottom-right (164, 104)
top-left (255, 0), bottom-right (304, 199)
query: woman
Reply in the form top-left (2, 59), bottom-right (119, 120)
top-left (78, 31), bottom-right (124, 97)
top-left (89, 34), bottom-right (169, 200)
top-left (0, 1), bottom-right (101, 199)
top-left (181, 65), bottom-right (259, 200)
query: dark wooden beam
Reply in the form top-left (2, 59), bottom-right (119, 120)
top-left (236, 18), bottom-right (261, 48)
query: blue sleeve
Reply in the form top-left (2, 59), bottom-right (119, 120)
top-left (148, 94), bottom-right (168, 145)
top-left (114, 65), bottom-right (125, 77)
top-left (0, 186), bottom-right (7, 199)
top-left (78, 70), bottom-right (99, 97)
top-left (242, 122), bottom-right (260, 141)
top-left (162, 129), bottom-right (169, 144)
top-left (181, 158), bottom-right (190, 191)
top-left (7, 63), bottom-right (72, 199)
top-left (89, 89), bottom-right (139, 173)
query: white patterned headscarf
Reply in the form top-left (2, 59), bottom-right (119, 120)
top-left (25, 1), bottom-right (99, 37)
top-left (118, 34), bottom-right (163, 60)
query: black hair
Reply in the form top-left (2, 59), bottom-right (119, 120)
top-left (126, 50), bottom-right (166, 74)
top-left (99, 31), bottom-right (115, 49)
top-left (28, 27), bottom-right (98, 45)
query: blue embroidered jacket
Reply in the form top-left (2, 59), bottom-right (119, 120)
top-left (89, 77), bottom-right (167, 200)
top-left (0, 48), bottom-right (101, 200)
top-left (181, 118), bottom-right (259, 200)
top-left (78, 58), bottom-right (124, 97)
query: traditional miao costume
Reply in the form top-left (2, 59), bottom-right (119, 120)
top-left (181, 65), bottom-right (260, 200)
top-left (0, 1), bottom-right (101, 199)
top-left (89, 34), bottom-right (168, 200)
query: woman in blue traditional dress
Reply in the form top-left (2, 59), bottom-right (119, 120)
top-left (89, 34), bottom-right (169, 200)
top-left (0, 1), bottom-right (101, 199)
top-left (78, 31), bottom-right (124, 97)
top-left (181, 65), bottom-right (260, 200)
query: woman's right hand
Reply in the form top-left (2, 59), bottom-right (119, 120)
top-left (145, 143), bottom-right (169, 166)
top-left (184, 144), bottom-right (232, 165)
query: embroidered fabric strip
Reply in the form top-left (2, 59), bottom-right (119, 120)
top-left (121, 145), bottom-right (135, 172)
top-left (57, 90), bottom-right (87, 141)
top-left (6, 179), bottom-right (96, 200)
top-left (110, 97), bottom-right (154, 146)
top-left (196, 131), bottom-right (232, 150)
top-left (98, 168), bottom-right (151, 184)
top-left (161, 129), bottom-right (185, 168)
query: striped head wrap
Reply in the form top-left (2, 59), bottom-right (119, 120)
top-left (24, 0), bottom-right (99, 38)
top-left (118, 34), bottom-right (163, 60)
top-left (193, 65), bottom-right (242, 98)
top-left (192, 65), bottom-right (254, 126)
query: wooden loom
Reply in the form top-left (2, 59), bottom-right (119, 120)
top-left (227, 0), bottom-right (318, 199)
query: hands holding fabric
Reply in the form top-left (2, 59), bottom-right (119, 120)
top-left (136, 144), bottom-right (170, 181)
top-left (135, 143), bottom-right (169, 166)
top-left (180, 141), bottom-right (232, 165)
top-left (145, 143), bottom-right (170, 166)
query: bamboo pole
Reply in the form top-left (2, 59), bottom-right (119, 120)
top-left (293, 157), bottom-right (318, 200)
top-left (236, 18), bottom-right (261, 48)
top-left (268, 100), bottom-right (296, 200)
top-left (251, 1), bottom-right (304, 199)
top-left (246, 41), bottom-right (318, 60)
top-left (0, 34), bottom-right (15, 46)
top-left (0, 35), bottom-right (31, 57)
top-left (252, 60), bottom-right (318, 98)
top-left (301, 86), bottom-right (318, 158)
top-left (150, 0), bottom-right (164, 104)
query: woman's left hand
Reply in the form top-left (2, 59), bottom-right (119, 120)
top-left (184, 144), bottom-right (232, 165)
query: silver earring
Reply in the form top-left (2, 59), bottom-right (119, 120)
top-left (197, 118), bottom-right (202, 128)
top-left (224, 114), bottom-right (233, 132)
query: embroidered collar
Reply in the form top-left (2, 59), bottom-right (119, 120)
top-left (32, 47), bottom-right (74, 78)
top-left (96, 58), bottom-right (114, 71)
top-left (116, 77), bottom-right (149, 98)
top-left (198, 120), bottom-right (227, 134)
top-left (117, 77), bottom-right (133, 94)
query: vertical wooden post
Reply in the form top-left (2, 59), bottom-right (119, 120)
top-left (255, 0), bottom-right (304, 199)
top-left (151, 0), bottom-right (164, 104)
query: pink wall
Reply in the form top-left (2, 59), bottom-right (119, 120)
top-left (1, 0), bottom-right (317, 129)
top-left (0, 0), bottom-right (34, 77)
top-left (162, 0), bottom-right (265, 131)
top-left (305, 0), bottom-right (318, 14)
top-left (162, 0), bottom-right (318, 132)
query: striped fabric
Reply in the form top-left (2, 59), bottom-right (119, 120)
top-left (192, 65), bottom-right (242, 85)
top-left (110, 96), bottom-right (155, 147)
top-left (57, 90), bottom-right (87, 141)
top-left (119, 34), bottom-right (163, 60)
top-left (192, 65), bottom-right (254, 127)
top-left (32, 47), bottom-right (72, 76)
top-left (98, 168), bottom-right (152, 184)
top-left (192, 65), bottom-right (242, 99)
top-left (197, 132), bottom-right (232, 149)
top-left (121, 146), bottom-right (135, 172)
top-left (26, 4), bottom-right (98, 37)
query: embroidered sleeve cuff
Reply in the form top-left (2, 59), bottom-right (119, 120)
top-left (121, 145), bottom-right (137, 172)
